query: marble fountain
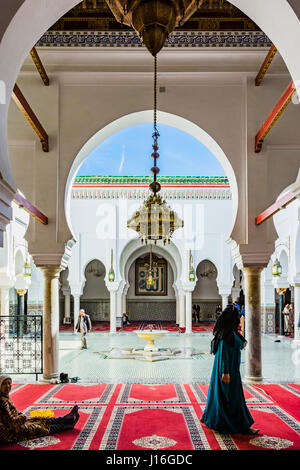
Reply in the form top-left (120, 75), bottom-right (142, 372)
top-left (96, 324), bottom-right (204, 362)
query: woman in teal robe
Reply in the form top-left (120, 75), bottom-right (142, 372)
top-left (201, 305), bottom-right (258, 434)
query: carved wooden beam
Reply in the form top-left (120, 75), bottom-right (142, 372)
top-left (255, 191), bottom-right (296, 225)
top-left (255, 80), bottom-right (296, 153)
top-left (255, 44), bottom-right (277, 86)
top-left (14, 193), bottom-right (48, 225)
top-left (30, 47), bottom-right (49, 86)
top-left (12, 84), bottom-right (49, 152)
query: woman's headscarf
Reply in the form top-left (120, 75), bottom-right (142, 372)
top-left (0, 375), bottom-right (12, 389)
top-left (211, 304), bottom-right (247, 354)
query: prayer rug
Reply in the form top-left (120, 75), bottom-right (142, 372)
top-left (59, 321), bottom-right (110, 332)
top-left (2, 382), bottom-right (299, 451)
top-left (190, 383), bottom-right (273, 404)
top-left (119, 321), bottom-right (180, 332)
top-left (253, 384), bottom-right (300, 421)
top-left (116, 384), bottom-right (190, 404)
top-left (179, 322), bottom-right (215, 333)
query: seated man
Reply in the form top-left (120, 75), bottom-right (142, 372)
top-left (0, 375), bottom-right (79, 444)
top-left (192, 304), bottom-right (197, 323)
top-left (122, 313), bottom-right (130, 326)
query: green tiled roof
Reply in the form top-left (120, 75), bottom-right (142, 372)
top-left (74, 176), bottom-right (229, 185)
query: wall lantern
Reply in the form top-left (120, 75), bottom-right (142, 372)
top-left (272, 258), bottom-right (282, 277)
top-left (108, 249), bottom-right (115, 282)
top-left (24, 260), bottom-right (32, 277)
top-left (189, 250), bottom-right (196, 282)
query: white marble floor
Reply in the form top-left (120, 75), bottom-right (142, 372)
top-left (10, 331), bottom-right (300, 384)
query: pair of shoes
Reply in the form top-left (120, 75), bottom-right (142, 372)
top-left (67, 405), bottom-right (78, 417)
top-left (80, 347), bottom-right (87, 350)
top-left (247, 428), bottom-right (259, 435)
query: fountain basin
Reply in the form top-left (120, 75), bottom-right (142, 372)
top-left (134, 330), bottom-right (168, 352)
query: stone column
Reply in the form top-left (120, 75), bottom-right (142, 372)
top-left (276, 289), bottom-right (287, 337)
top-left (116, 290), bottom-right (123, 329)
top-left (243, 266), bottom-right (263, 382)
top-left (0, 286), bottom-right (10, 315)
top-left (122, 292), bottom-right (127, 314)
top-left (221, 295), bottom-right (228, 311)
top-left (40, 266), bottom-right (61, 382)
top-left (109, 289), bottom-right (117, 334)
top-left (175, 296), bottom-right (179, 324)
top-left (64, 292), bottom-right (71, 322)
top-left (185, 290), bottom-right (192, 334)
top-left (231, 287), bottom-right (240, 303)
top-left (261, 276), bottom-right (276, 335)
top-left (294, 284), bottom-right (300, 342)
top-left (73, 294), bottom-right (80, 332)
top-left (178, 291), bottom-right (185, 329)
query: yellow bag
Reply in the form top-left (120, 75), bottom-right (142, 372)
top-left (30, 409), bottom-right (55, 418)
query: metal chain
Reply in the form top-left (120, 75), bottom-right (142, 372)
top-left (154, 54), bottom-right (157, 133)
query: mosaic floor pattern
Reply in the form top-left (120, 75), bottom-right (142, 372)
top-left (1, 383), bottom-right (299, 451)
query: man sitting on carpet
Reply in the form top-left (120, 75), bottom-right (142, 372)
top-left (0, 375), bottom-right (80, 444)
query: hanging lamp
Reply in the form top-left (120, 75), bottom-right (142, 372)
top-left (127, 55), bottom-right (184, 245)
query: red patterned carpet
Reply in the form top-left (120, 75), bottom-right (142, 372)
top-left (1, 383), bottom-right (299, 451)
top-left (60, 322), bottom-right (112, 332)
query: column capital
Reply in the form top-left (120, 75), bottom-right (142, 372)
top-left (62, 287), bottom-right (71, 296)
top-left (182, 282), bottom-right (195, 293)
top-left (272, 277), bottom-right (290, 289)
top-left (33, 252), bottom-right (65, 266)
top-left (218, 285), bottom-right (232, 296)
top-left (242, 266), bottom-right (265, 275)
top-left (107, 281), bottom-right (120, 292)
top-left (39, 265), bottom-right (61, 279)
top-left (228, 239), bottom-right (273, 270)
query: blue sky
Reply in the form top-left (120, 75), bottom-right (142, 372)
top-left (76, 123), bottom-right (226, 177)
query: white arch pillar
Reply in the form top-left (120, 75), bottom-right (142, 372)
top-left (0, 286), bottom-right (10, 315)
top-left (73, 294), bottom-right (80, 332)
top-left (293, 284), bottom-right (300, 342)
top-left (183, 283), bottom-right (195, 334)
top-left (178, 290), bottom-right (185, 329)
top-left (218, 285), bottom-right (232, 311)
top-left (63, 290), bottom-right (71, 323)
top-left (185, 291), bottom-right (193, 334)
top-left (108, 282), bottom-right (119, 334)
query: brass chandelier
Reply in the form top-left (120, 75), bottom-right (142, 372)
top-left (145, 243), bottom-right (158, 288)
top-left (105, 0), bottom-right (204, 56)
top-left (127, 56), bottom-right (184, 245)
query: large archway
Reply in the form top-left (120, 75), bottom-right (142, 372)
top-left (119, 239), bottom-right (181, 328)
top-left (65, 110), bottom-right (238, 240)
top-left (1, 1), bottom-right (300, 247)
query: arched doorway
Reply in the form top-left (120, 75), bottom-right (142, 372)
top-left (81, 259), bottom-right (110, 331)
top-left (121, 241), bottom-right (180, 330)
top-left (193, 259), bottom-right (219, 323)
top-left (126, 252), bottom-right (176, 324)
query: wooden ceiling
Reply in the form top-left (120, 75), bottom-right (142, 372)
top-left (49, 0), bottom-right (259, 32)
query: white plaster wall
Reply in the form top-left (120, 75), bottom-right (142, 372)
top-left (82, 273), bottom-right (109, 300)
top-left (3, 45), bottom-right (298, 265)
top-left (68, 192), bottom-right (234, 292)
top-left (1, 0), bottom-right (300, 255)
top-left (273, 195), bottom-right (300, 284)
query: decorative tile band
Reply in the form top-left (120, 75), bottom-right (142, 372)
top-left (37, 31), bottom-right (272, 49)
top-left (71, 188), bottom-right (232, 201)
top-left (75, 176), bottom-right (229, 184)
